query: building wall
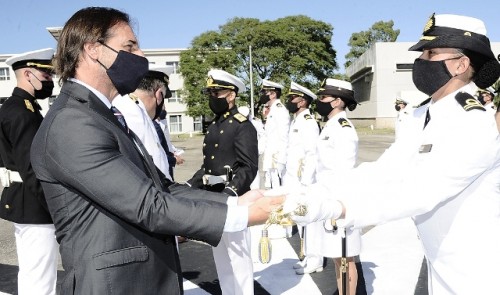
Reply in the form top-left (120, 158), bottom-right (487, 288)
top-left (0, 48), bottom-right (200, 134)
top-left (346, 42), bottom-right (500, 129)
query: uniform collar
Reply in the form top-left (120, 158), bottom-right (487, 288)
top-left (428, 82), bottom-right (475, 116)
top-left (219, 106), bottom-right (238, 121)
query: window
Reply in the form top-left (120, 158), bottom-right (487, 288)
top-left (165, 61), bottom-right (179, 74)
top-left (0, 68), bottom-right (10, 81)
top-left (396, 63), bottom-right (413, 71)
top-left (168, 90), bottom-right (182, 103)
top-left (169, 115), bottom-right (182, 133)
top-left (193, 116), bottom-right (202, 132)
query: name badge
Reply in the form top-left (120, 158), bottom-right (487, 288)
top-left (419, 144), bottom-right (433, 153)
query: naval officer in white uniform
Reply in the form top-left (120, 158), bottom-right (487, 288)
top-left (285, 13), bottom-right (500, 295)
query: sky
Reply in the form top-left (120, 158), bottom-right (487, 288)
top-left (1, 0), bottom-right (499, 72)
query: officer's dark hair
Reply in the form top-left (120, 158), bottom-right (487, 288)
top-left (54, 7), bottom-right (132, 83)
top-left (138, 76), bottom-right (167, 94)
top-left (275, 89), bottom-right (282, 98)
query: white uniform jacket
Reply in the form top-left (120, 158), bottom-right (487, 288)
top-left (316, 111), bottom-right (358, 182)
top-left (262, 99), bottom-right (290, 171)
top-left (308, 83), bottom-right (500, 294)
top-left (313, 111), bottom-right (360, 257)
top-left (283, 109), bottom-right (319, 187)
top-left (112, 95), bottom-right (172, 181)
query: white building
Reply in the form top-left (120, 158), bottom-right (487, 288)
top-left (346, 42), bottom-right (500, 128)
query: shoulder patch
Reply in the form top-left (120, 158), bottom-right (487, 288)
top-left (304, 114), bottom-right (312, 120)
top-left (455, 92), bottom-right (485, 112)
top-left (24, 99), bottom-right (34, 112)
top-left (276, 102), bottom-right (283, 107)
top-left (338, 118), bottom-right (351, 128)
top-left (233, 113), bottom-right (248, 123)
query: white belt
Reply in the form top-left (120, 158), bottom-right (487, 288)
top-left (0, 167), bottom-right (23, 187)
top-left (202, 174), bottom-right (227, 186)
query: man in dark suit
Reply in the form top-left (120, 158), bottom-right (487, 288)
top-left (0, 48), bottom-right (58, 295)
top-left (30, 7), bottom-right (282, 295)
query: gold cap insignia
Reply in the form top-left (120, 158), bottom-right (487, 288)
top-left (423, 13), bottom-right (435, 35)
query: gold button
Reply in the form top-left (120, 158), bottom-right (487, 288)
top-left (208, 169), bottom-right (212, 173)
top-left (215, 144), bottom-right (218, 147)
top-left (203, 155), bottom-right (206, 159)
top-left (212, 121), bottom-right (215, 124)
top-left (229, 120), bottom-right (233, 123)
top-left (220, 130), bottom-right (224, 134)
top-left (203, 143), bottom-right (206, 147)
top-left (211, 155), bottom-right (215, 159)
top-left (207, 131), bottom-right (210, 134)
top-left (5, 205), bottom-right (10, 209)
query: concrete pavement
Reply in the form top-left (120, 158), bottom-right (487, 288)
top-left (0, 130), bottom-right (410, 295)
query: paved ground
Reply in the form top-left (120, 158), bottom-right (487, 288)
top-left (0, 129), bottom-right (429, 294)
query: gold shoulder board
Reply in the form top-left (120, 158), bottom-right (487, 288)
top-left (24, 100), bottom-right (35, 112)
top-left (338, 118), bottom-right (351, 128)
top-left (455, 92), bottom-right (485, 112)
top-left (234, 113), bottom-right (248, 122)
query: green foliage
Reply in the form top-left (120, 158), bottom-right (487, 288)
top-left (344, 20), bottom-right (400, 68)
top-left (180, 15), bottom-right (338, 117)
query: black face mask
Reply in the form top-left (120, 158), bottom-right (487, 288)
top-left (29, 74), bottom-right (54, 100)
top-left (159, 109), bottom-right (167, 121)
top-left (98, 42), bottom-right (149, 96)
top-left (259, 94), bottom-right (270, 104)
top-left (316, 100), bottom-right (334, 117)
top-left (154, 98), bottom-right (165, 120)
top-left (209, 95), bottom-right (229, 115)
top-left (285, 100), bottom-right (300, 114)
top-left (412, 57), bottom-right (458, 96)
top-left (395, 105), bottom-right (401, 112)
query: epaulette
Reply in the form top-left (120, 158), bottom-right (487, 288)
top-left (24, 99), bottom-right (35, 112)
top-left (455, 92), bottom-right (485, 112)
top-left (304, 114), bottom-right (312, 120)
top-left (233, 113), bottom-right (248, 123)
top-left (276, 102), bottom-right (283, 107)
top-left (416, 97), bottom-right (431, 108)
top-left (338, 118), bottom-right (351, 128)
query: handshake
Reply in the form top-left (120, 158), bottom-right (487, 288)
top-left (240, 186), bottom-right (345, 227)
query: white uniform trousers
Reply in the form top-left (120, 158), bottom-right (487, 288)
top-left (303, 221), bottom-right (324, 268)
top-left (14, 223), bottom-right (58, 295)
top-left (212, 228), bottom-right (253, 295)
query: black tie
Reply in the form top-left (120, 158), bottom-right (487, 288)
top-left (110, 106), bottom-right (129, 133)
top-left (423, 108), bottom-right (431, 129)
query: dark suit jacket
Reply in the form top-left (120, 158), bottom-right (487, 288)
top-left (31, 81), bottom-right (228, 295)
top-left (0, 87), bottom-right (52, 224)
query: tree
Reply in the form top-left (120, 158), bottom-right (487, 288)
top-left (180, 15), bottom-right (337, 117)
top-left (344, 20), bottom-right (400, 68)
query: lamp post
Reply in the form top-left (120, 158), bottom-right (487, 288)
top-left (249, 44), bottom-right (254, 118)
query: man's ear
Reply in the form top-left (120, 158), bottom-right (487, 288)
top-left (84, 42), bottom-right (100, 60)
top-left (456, 56), bottom-right (471, 76)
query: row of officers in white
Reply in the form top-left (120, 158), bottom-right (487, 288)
top-left (0, 11), bottom-right (499, 295)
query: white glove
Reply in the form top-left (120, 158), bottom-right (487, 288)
top-left (284, 192), bottom-right (344, 226)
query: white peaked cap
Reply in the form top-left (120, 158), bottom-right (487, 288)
top-left (206, 69), bottom-right (246, 93)
top-left (262, 79), bottom-right (284, 90)
top-left (323, 78), bottom-right (352, 91)
top-left (289, 81), bottom-right (317, 100)
top-left (6, 48), bottom-right (55, 70)
top-left (149, 64), bottom-right (175, 76)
